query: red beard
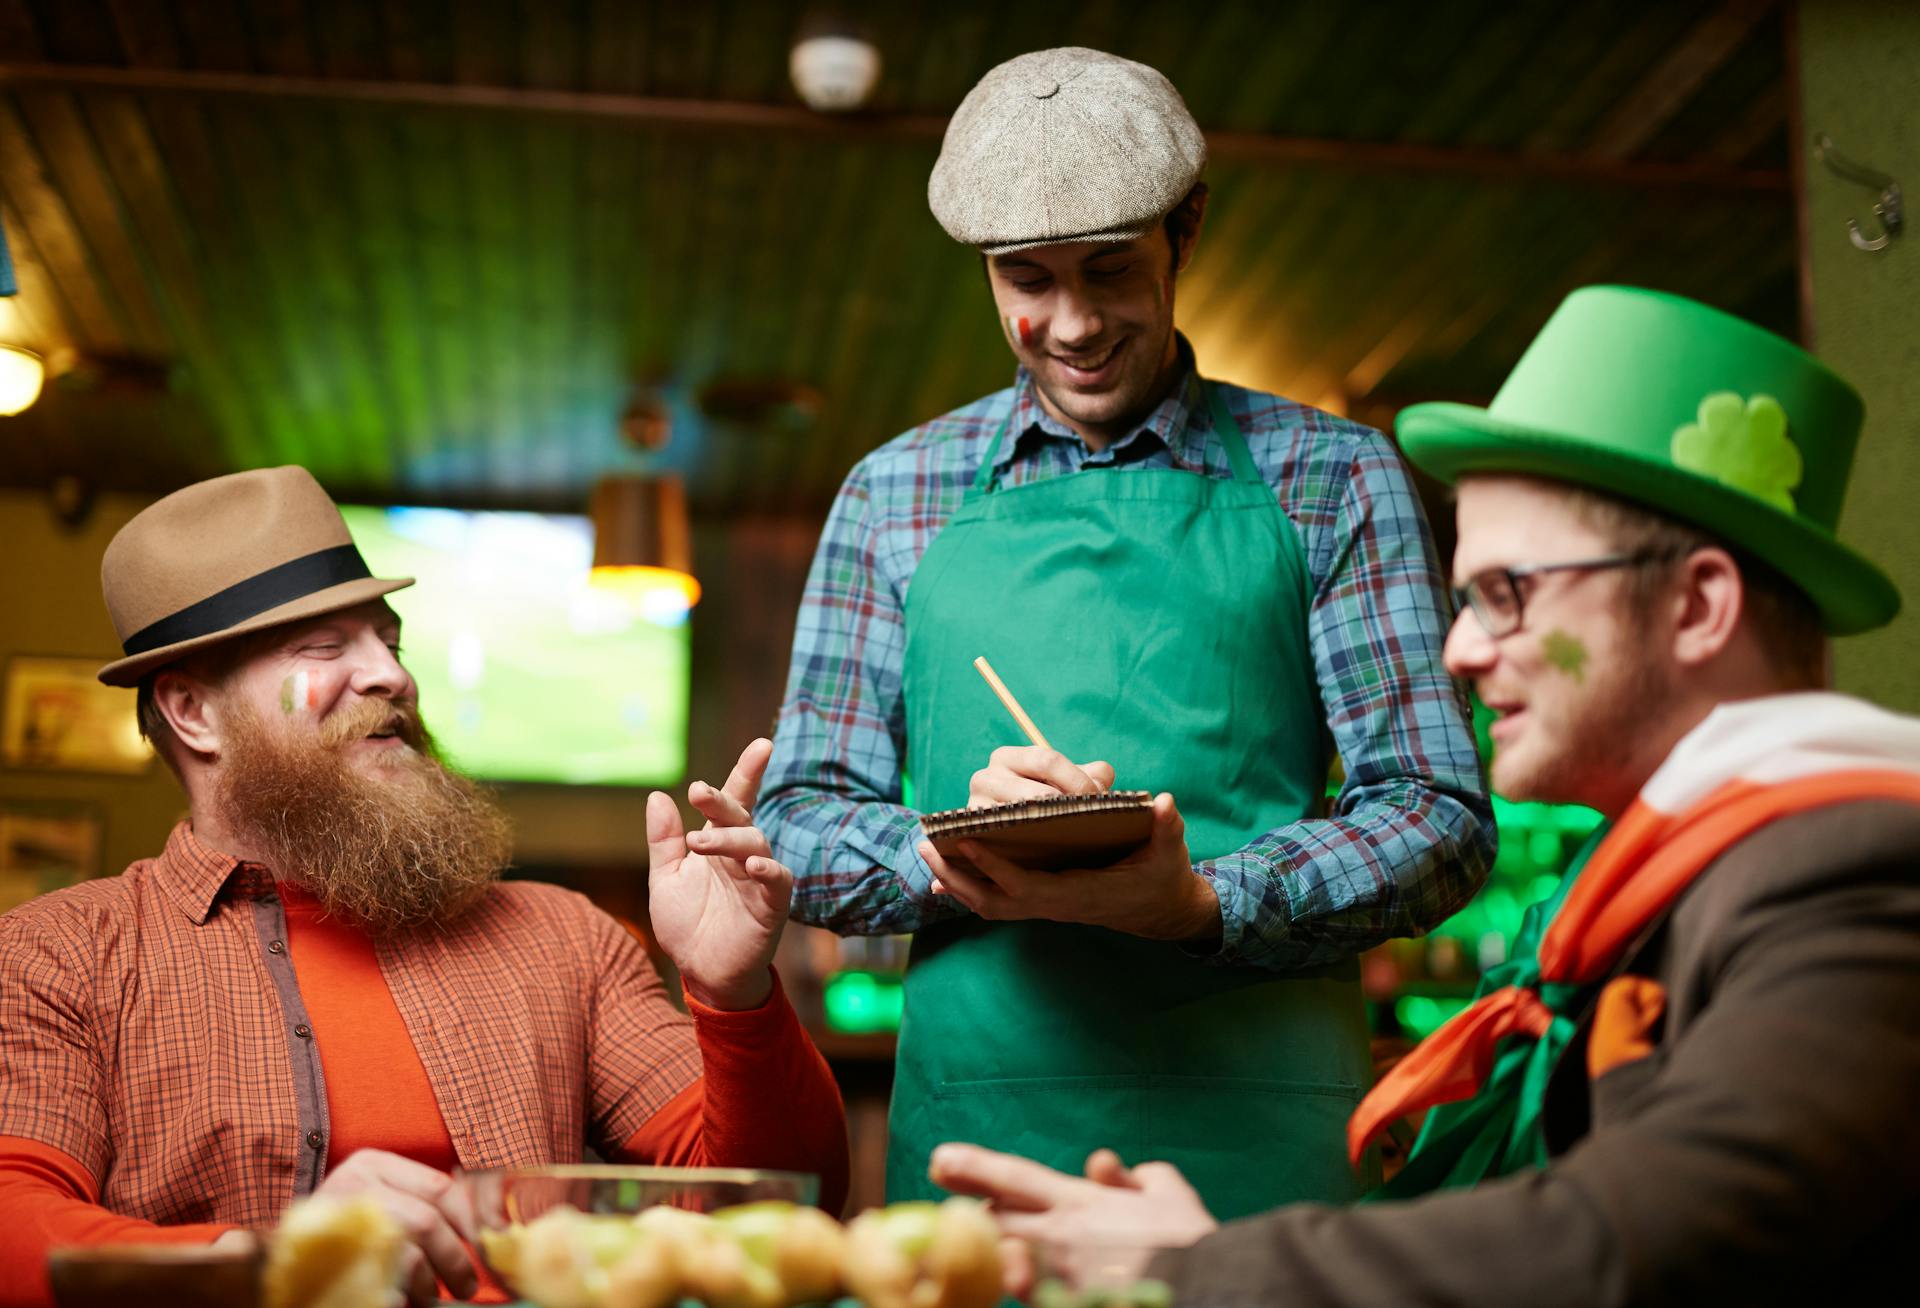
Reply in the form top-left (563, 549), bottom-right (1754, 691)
top-left (214, 697), bottom-right (513, 934)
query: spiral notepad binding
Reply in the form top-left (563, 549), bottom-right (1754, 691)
top-left (920, 791), bottom-right (1156, 872)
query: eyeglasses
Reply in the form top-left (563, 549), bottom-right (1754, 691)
top-left (1453, 551), bottom-right (1674, 638)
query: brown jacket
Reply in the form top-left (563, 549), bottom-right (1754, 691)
top-left (1152, 799), bottom-right (1920, 1306)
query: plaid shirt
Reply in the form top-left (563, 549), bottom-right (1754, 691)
top-left (0, 822), bottom-right (700, 1228)
top-left (762, 339), bottom-right (1494, 970)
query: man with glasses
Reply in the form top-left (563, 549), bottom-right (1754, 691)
top-left (930, 287), bottom-right (1920, 1306)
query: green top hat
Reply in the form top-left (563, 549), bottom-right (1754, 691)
top-left (1398, 285), bottom-right (1899, 634)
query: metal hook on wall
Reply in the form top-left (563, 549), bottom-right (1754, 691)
top-left (1814, 133), bottom-right (1903, 253)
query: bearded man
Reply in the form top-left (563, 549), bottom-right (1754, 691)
top-left (0, 467), bottom-right (849, 1308)
top-left (930, 288), bottom-right (1920, 1305)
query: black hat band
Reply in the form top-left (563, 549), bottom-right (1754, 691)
top-left (120, 544), bottom-right (373, 657)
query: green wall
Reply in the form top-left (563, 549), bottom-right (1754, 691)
top-left (1801, 1), bottom-right (1920, 709)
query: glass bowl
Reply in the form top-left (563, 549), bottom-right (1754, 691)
top-left (460, 1166), bottom-right (822, 1305)
top-left (461, 1164), bottom-right (820, 1230)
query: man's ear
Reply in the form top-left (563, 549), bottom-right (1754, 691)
top-left (1671, 547), bottom-right (1744, 668)
top-left (152, 670), bottom-right (224, 758)
top-left (1172, 184), bottom-right (1209, 274)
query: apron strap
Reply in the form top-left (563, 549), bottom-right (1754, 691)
top-left (1204, 383), bottom-right (1263, 486)
top-left (969, 380), bottom-right (1260, 498)
top-left (969, 414), bottom-right (1012, 497)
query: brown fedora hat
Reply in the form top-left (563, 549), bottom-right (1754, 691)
top-left (96, 466), bottom-right (413, 687)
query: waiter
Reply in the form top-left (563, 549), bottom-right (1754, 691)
top-left (760, 46), bottom-right (1492, 1219)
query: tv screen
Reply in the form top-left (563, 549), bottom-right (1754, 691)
top-left (339, 505), bottom-right (689, 786)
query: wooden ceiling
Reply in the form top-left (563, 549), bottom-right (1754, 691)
top-left (0, 0), bottom-right (1797, 515)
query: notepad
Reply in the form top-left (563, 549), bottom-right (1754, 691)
top-left (921, 791), bottom-right (1156, 872)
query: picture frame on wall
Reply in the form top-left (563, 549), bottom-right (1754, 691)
top-left (0, 800), bottom-right (104, 915)
top-left (1, 654), bottom-right (153, 775)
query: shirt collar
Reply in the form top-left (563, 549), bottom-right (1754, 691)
top-left (157, 820), bottom-right (277, 925)
top-left (998, 333), bottom-right (1214, 473)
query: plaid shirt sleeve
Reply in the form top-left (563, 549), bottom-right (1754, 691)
top-left (0, 905), bottom-right (112, 1181)
top-left (582, 901), bottom-right (704, 1156)
top-left (1194, 422), bottom-right (1495, 970)
top-left (759, 458), bottom-right (964, 936)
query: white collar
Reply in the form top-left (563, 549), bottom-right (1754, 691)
top-left (1640, 692), bottom-right (1920, 814)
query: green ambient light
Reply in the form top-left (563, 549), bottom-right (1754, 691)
top-left (822, 970), bottom-right (905, 1035)
top-left (1395, 995), bottom-right (1472, 1041)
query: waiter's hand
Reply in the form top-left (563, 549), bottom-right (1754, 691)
top-left (968, 745), bottom-right (1115, 807)
top-left (928, 1143), bottom-right (1217, 1295)
top-left (922, 791), bottom-right (1222, 945)
top-left (311, 1148), bottom-right (479, 1306)
top-left (646, 737), bottom-right (789, 1011)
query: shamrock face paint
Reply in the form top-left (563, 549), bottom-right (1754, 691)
top-left (1541, 629), bottom-right (1589, 683)
top-left (279, 670), bottom-right (315, 716)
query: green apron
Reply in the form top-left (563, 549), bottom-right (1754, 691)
top-left (1371, 825), bottom-right (1609, 1199)
top-left (888, 384), bottom-right (1374, 1221)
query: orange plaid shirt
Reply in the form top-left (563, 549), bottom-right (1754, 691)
top-left (0, 822), bottom-right (727, 1228)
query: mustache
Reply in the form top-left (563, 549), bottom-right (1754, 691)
top-left (218, 696), bottom-right (509, 934)
top-left (316, 697), bottom-right (427, 752)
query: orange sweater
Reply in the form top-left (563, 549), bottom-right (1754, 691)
top-left (0, 882), bottom-right (848, 1306)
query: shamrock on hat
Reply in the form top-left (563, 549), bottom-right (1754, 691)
top-left (1393, 285), bottom-right (1899, 634)
top-left (1670, 392), bottom-right (1803, 512)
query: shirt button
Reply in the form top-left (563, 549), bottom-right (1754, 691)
top-left (294, 1024), bottom-right (312, 1039)
top-left (306, 1130), bottom-right (323, 1150)
top-left (267, 940), bottom-right (285, 954)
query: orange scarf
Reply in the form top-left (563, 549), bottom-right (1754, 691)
top-left (1348, 767), bottom-right (1920, 1167)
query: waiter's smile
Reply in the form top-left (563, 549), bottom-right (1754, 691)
top-left (1050, 337), bottom-right (1126, 385)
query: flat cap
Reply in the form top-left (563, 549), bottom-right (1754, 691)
top-left (929, 47), bottom-right (1207, 255)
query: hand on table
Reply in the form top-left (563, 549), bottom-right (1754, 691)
top-left (311, 1147), bottom-right (478, 1306)
top-left (928, 1143), bottom-right (1218, 1298)
top-left (922, 790), bottom-right (1221, 945)
top-left (647, 737), bottom-right (791, 1012)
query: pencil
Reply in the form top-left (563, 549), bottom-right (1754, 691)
top-left (973, 656), bottom-right (1053, 752)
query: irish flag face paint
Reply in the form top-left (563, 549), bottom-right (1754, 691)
top-left (279, 670), bottom-right (315, 716)
top-left (1008, 315), bottom-right (1034, 348)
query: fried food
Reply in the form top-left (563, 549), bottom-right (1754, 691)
top-left (712, 1201), bottom-right (847, 1305)
top-left (487, 1195), bottom-right (998, 1308)
top-left (261, 1196), bottom-right (405, 1308)
top-left (514, 1208), bottom-right (651, 1308)
top-left (841, 1198), bottom-right (1003, 1308)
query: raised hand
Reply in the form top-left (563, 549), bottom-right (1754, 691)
top-left (646, 738), bottom-right (792, 1011)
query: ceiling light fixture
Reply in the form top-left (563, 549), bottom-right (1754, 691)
top-left (0, 344), bottom-right (45, 416)
top-left (790, 26), bottom-right (881, 112)
top-left (589, 475), bottom-right (701, 620)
